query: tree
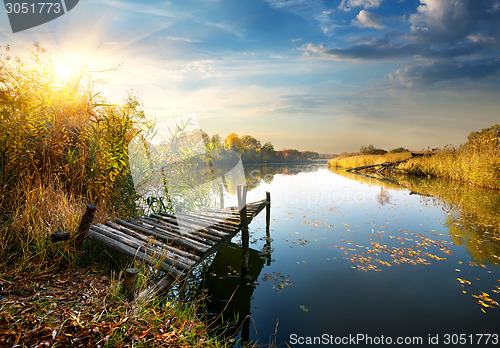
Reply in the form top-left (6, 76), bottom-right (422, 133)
top-left (241, 135), bottom-right (260, 149)
top-left (262, 142), bottom-right (274, 152)
top-left (466, 124), bottom-right (500, 150)
top-left (261, 141), bottom-right (275, 162)
top-left (225, 133), bottom-right (243, 153)
top-left (211, 134), bottom-right (223, 149)
top-left (389, 147), bottom-right (408, 153)
top-left (360, 144), bottom-right (386, 155)
top-left (302, 151), bottom-right (319, 159)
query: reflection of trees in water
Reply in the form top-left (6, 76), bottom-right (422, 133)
top-left (242, 164), bottom-right (320, 192)
top-left (376, 188), bottom-right (391, 206)
top-left (447, 210), bottom-right (500, 266)
top-left (329, 168), bottom-right (500, 266)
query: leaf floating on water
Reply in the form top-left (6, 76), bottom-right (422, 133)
top-left (299, 305), bottom-right (309, 312)
top-left (471, 292), bottom-right (499, 311)
top-left (456, 278), bottom-right (472, 285)
top-left (425, 253), bottom-right (446, 261)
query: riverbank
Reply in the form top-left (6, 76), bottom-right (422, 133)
top-left (328, 124), bottom-right (500, 191)
top-left (0, 45), bottom-right (227, 348)
top-left (0, 259), bottom-right (225, 347)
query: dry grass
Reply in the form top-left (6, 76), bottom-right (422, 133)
top-left (398, 136), bottom-right (500, 190)
top-left (328, 152), bottom-right (411, 169)
top-left (0, 44), bottom-right (147, 262)
top-left (0, 44), bottom-right (232, 348)
top-left (0, 260), bottom-right (226, 347)
top-left (329, 125), bottom-right (499, 191)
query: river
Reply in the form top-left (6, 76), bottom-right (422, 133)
top-left (193, 164), bottom-right (500, 347)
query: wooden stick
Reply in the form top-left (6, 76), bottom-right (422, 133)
top-left (95, 224), bottom-right (193, 272)
top-left (137, 274), bottom-right (178, 301)
top-left (138, 217), bottom-right (217, 245)
top-left (238, 185), bottom-right (249, 275)
top-left (88, 226), bottom-right (183, 277)
top-left (50, 232), bottom-right (70, 242)
top-left (75, 204), bottom-right (97, 247)
top-left (51, 205), bottom-right (96, 243)
top-left (122, 268), bottom-right (139, 302)
top-left (114, 219), bottom-right (209, 255)
top-left (155, 212), bottom-right (234, 236)
top-left (106, 221), bottom-right (199, 262)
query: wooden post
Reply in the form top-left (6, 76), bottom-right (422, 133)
top-left (75, 204), bottom-right (96, 247)
top-left (265, 191), bottom-right (272, 266)
top-left (137, 274), bottom-right (177, 302)
top-left (238, 185), bottom-right (249, 276)
top-left (219, 181), bottom-right (224, 209)
top-left (122, 268), bottom-right (139, 302)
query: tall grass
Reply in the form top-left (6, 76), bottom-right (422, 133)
top-left (327, 152), bottom-right (411, 169)
top-left (328, 124), bottom-right (500, 190)
top-left (398, 125), bottom-right (500, 190)
top-left (0, 44), bottom-right (149, 261)
top-left (0, 44), bottom-right (233, 347)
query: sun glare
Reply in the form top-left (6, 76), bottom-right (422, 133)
top-left (54, 62), bottom-right (75, 81)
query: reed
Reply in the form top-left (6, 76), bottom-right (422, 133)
top-left (328, 124), bottom-right (499, 190)
top-left (0, 44), bottom-right (149, 262)
top-left (328, 152), bottom-right (411, 169)
top-left (0, 44), bottom-right (232, 347)
top-left (398, 125), bottom-right (500, 190)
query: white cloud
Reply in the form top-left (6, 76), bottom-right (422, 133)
top-left (409, 0), bottom-right (477, 43)
top-left (264, 0), bottom-right (338, 34)
top-left (340, 0), bottom-right (384, 11)
top-left (165, 36), bottom-right (201, 43)
top-left (299, 43), bottom-right (326, 55)
top-left (307, 0), bottom-right (500, 87)
top-left (354, 10), bottom-right (385, 29)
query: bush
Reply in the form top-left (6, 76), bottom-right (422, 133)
top-left (360, 144), bottom-right (387, 155)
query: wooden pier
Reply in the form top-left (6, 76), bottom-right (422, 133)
top-left (345, 152), bottom-right (436, 174)
top-left (345, 159), bottom-right (409, 174)
top-left (52, 187), bottom-right (270, 299)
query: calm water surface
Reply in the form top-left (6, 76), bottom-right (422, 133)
top-left (197, 164), bottom-right (500, 347)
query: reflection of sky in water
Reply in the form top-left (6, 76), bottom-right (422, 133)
top-left (204, 166), bottom-right (500, 346)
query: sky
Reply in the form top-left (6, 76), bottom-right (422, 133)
top-left (1, 0), bottom-right (499, 153)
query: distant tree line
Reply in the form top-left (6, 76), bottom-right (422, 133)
top-left (200, 131), bottom-right (319, 163)
top-left (337, 144), bottom-right (410, 158)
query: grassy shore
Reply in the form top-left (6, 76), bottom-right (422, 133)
top-left (328, 124), bottom-right (500, 191)
top-left (0, 45), bottom-right (228, 347)
top-left (327, 152), bottom-right (411, 169)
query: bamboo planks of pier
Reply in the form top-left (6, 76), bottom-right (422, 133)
top-left (89, 197), bottom-right (269, 278)
top-left (51, 187), bottom-right (270, 299)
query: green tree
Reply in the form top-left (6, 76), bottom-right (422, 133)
top-left (466, 124), bottom-right (500, 151)
top-left (241, 135), bottom-right (260, 149)
top-left (225, 133), bottom-right (243, 153)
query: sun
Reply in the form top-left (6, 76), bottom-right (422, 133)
top-left (54, 61), bottom-right (76, 82)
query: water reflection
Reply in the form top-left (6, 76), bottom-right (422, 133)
top-left (198, 165), bottom-right (500, 346)
top-left (202, 243), bottom-right (266, 345)
top-left (330, 168), bottom-right (500, 267)
top-left (376, 187), bottom-right (391, 206)
top-left (242, 164), bottom-right (320, 192)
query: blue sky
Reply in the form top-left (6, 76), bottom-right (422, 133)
top-left (1, 0), bottom-right (499, 153)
